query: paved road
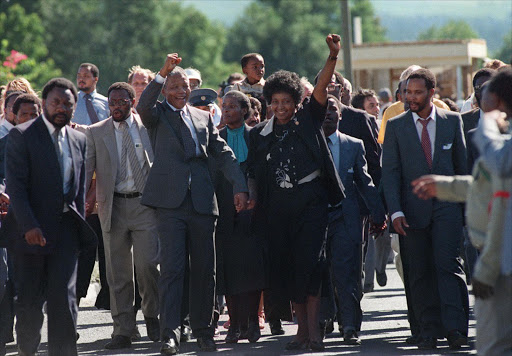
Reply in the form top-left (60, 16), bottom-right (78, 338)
top-left (4, 263), bottom-right (476, 355)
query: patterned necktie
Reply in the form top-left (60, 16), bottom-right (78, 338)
top-left (419, 118), bottom-right (432, 170)
top-left (178, 110), bottom-right (197, 161)
top-left (52, 130), bottom-right (64, 178)
top-left (119, 121), bottom-right (146, 193)
top-left (84, 94), bottom-right (100, 124)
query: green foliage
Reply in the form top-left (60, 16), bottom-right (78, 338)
top-left (350, 0), bottom-right (387, 43)
top-left (494, 29), bottom-right (512, 64)
top-left (417, 20), bottom-right (479, 41)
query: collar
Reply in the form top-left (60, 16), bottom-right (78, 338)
top-left (260, 116), bottom-right (274, 136)
top-left (412, 105), bottom-right (436, 124)
top-left (113, 114), bottom-right (134, 130)
top-left (479, 108), bottom-right (484, 119)
top-left (42, 113), bottom-right (67, 138)
top-left (79, 90), bottom-right (97, 99)
top-left (327, 131), bottom-right (339, 145)
top-left (166, 101), bottom-right (189, 115)
top-left (243, 77), bottom-right (265, 88)
top-left (1, 119), bottom-right (14, 131)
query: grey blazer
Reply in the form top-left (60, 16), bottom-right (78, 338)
top-left (382, 108), bottom-right (467, 229)
top-left (85, 113), bottom-right (154, 232)
top-left (136, 80), bottom-right (247, 215)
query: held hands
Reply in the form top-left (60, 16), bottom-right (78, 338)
top-left (370, 220), bottom-right (387, 236)
top-left (234, 192), bottom-right (249, 212)
top-left (326, 34), bottom-right (341, 56)
top-left (25, 227), bottom-right (46, 247)
top-left (159, 53), bottom-right (182, 78)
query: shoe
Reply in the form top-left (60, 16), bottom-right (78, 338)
top-left (417, 336), bottom-right (437, 349)
top-left (343, 329), bottom-right (361, 345)
top-left (223, 319), bottom-right (230, 329)
top-left (405, 334), bottom-right (422, 345)
top-left (239, 323), bottom-right (248, 340)
top-left (285, 339), bottom-right (309, 350)
top-left (363, 284), bottom-right (374, 293)
top-left (270, 321), bottom-right (285, 335)
top-left (197, 336), bottom-right (217, 352)
top-left (325, 319), bottom-right (334, 335)
top-left (131, 327), bottom-right (142, 341)
top-left (160, 337), bottom-right (179, 355)
top-left (447, 330), bottom-right (468, 350)
top-left (376, 271), bottom-right (387, 287)
top-left (246, 321), bottom-right (261, 343)
top-left (105, 335), bottom-right (131, 350)
top-left (309, 340), bottom-right (325, 352)
top-left (258, 313), bottom-right (265, 329)
top-left (145, 317), bottom-right (160, 342)
top-left (225, 325), bottom-right (240, 344)
top-left (180, 325), bottom-right (192, 342)
top-left (319, 321), bottom-right (326, 340)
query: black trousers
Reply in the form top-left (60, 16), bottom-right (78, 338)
top-left (12, 213), bottom-right (80, 356)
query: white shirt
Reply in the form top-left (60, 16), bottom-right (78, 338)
top-left (113, 114), bottom-right (145, 193)
top-left (42, 114), bottom-right (73, 211)
top-left (0, 119), bottom-right (14, 139)
top-left (327, 131), bottom-right (340, 174)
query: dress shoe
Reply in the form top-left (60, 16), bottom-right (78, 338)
top-left (405, 334), bottom-right (422, 345)
top-left (105, 335), bottom-right (131, 350)
top-left (225, 325), bottom-right (240, 343)
top-left (197, 336), bottom-right (217, 352)
top-left (325, 319), bottom-right (334, 335)
top-left (417, 336), bottom-right (437, 349)
top-left (343, 329), bottom-right (361, 345)
top-left (285, 339), bottom-right (309, 350)
top-left (270, 321), bottom-right (285, 335)
top-left (246, 321), bottom-right (261, 343)
top-left (180, 325), bottom-right (192, 342)
top-left (309, 340), bottom-right (325, 352)
top-left (447, 330), bottom-right (468, 350)
top-left (160, 337), bottom-right (179, 355)
top-left (131, 327), bottom-right (142, 341)
top-left (145, 317), bottom-right (160, 342)
top-left (376, 271), bottom-right (387, 287)
top-left (363, 284), bottom-right (374, 293)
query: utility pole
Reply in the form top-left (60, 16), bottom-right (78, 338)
top-left (340, 0), bottom-right (353, 84)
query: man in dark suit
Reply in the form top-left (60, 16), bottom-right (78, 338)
top-left (5, 78), bottom-right (95, 356)
top-left (382, 69), bottom-right (469, 350)
top-left (137, 53), bottom-right (248, 355)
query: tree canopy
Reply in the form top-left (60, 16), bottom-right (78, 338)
top-left (417, 20), bottom-right (478, 41)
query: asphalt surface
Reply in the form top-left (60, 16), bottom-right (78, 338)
top-left (4, 262), bottom-right (476, 356)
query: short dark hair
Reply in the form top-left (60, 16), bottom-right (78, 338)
top-left (12, 94), bottom-right (41, 115)
top-left (107, 82), bottom-right (136, 101)
top-left (441, 97), bottom-right (459, 112)
top-left (407, 69), bottom-right (436, 91)
top-left (42, 78), bottom-right (78, 101)
top-left (472, 68), bottom-right (496, 88)
top-left (79, 63), bottom-right (99, 78)
top-left (223, 90), bottom-right (251, 120)
top-left (249, 97), bottom-right (262, 114)
top-left (241, 53), bottom-right (263, 69)
top-left (4, 90), bottom-right (23, 110)
top-left (486, 67), bottom-right (512, 111)
top-left (263, 70), bottom-right (304, 106)
top-left (327, 94), bottom-right (342, 112)
top-left (314, 70), bottom-right (344, 85)
top-left (166, 66), bottom-right (187, 79)
top-left (227, 72), bottom-right (245, 85)
top-left (351, 88), bottom-right (377, 110)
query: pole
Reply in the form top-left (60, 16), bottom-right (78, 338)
top-left (341, 0), bottom-right (353, 84)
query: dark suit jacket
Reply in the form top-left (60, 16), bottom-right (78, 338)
top-left (137, 80), bottom-right (247, 215)
top-left (338, 105), bottom-right (381, 186)
top-left (382, 108), bottom-right (467, 229)
top-left (461, 108), bottom-right (480, 141)
top-left (4, 116), bottom-right (95, 254)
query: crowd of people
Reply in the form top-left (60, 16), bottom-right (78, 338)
top-left (0, 32), bottom-right (510, 356)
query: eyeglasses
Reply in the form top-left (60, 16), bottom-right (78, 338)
top-left (108, 99), bottom-right (131, 106)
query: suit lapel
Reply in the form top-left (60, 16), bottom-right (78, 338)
top-left (188, 105), bottom-right (207, 156)
top-left (35, 118), bottom-right (63, 187)
top-left (102, 120), bottom-right (119, 182)
top-left (337, 133), bottom-right (349, 183)
top-left (64, 125), bottom-right (80, 202)
top-left (432, 108), bottom-right (448, 169)
top-left (133, 113), bottom-right (154, 163)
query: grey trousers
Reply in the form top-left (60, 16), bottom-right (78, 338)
top-left (103, 196), bottom-right (160, 337)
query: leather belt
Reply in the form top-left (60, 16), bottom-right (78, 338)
top-left (298, 169), bottom-right (321, 185)
top-left (114, 192), bottom-right (142, 199)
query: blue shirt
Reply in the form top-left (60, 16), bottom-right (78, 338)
top-left (72, 90), bottom-right (109, 126)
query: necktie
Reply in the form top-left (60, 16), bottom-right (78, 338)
top-left (52, 130), bottom-right (64, 178)
top-left (84, 94), bottom-right (100, 124)
top-left (178, 110), bottom-right (197, 161)
top-left (119, 121), bottom-right (146, 192)
top-left (419, 118), bottom-right (432, 170)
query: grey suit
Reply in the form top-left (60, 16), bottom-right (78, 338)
top-left (137, 80), bottom-right (247, 343)
top-left (85, 114), bottom-right (159, 338)
top-left (382, 107), bottom-right (469, 338)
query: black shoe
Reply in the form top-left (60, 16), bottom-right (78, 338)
top-left (405, 334), bottom-right (422, 345)
top-left (343, 329), bottom-right (361, 345)
top-left (246, 321), bottom-right (261, 343)
top-left (270, 321), bottom-right (285, 335)
top-left (180, 325), bottom-right (192, 342)
top-left (325, 319), bottom-right (334, 335)
top-left (160, 337), bottom-right (179, 355)
top-left (239, 323), bottom-right (248, 340)
top-left (145, 317), bottom-right (160, 342)
top-left (376, 271), bottom-right (387, 287)
top-left (285, 339), bottom-right (309, 350)
top-left (309, 340), bottom-right (325, 352)
top-left (363, 284), bottom-right (374, 293)
top-left (417, 336), bottom-right (437, 349)
top-left (447, 330), bottom-right (468, 350)
top-left (225, 325), bottom-right (240, 344)
top-left (197, 336), bottom-right (217, 352)
top-left (105, 335), bottom-right (132, 350)
top-left (319, 322), bottom-right (326, 340)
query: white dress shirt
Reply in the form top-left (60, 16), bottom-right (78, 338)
top-left (0, 119), bottom-right (14, 139)
top-left (327, 131), bottom-right (341, 174)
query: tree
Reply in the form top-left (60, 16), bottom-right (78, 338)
top-left (495, 29), bottom-right (512, 64)
top-left (417, 20), bottom-right (478, 41)
top-left (350, 0), bottom-right (387, 43)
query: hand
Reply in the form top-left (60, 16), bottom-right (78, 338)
top-left (392, 216), bottom-right (409, 236)
top-left (472, 278), bottom-right (494, 299)
top-left (370, 220), bottom-right (387, 236)
top-left (246, 197), bottom-right (256, 210)
top-left (85, 201), bottom-right (95, 217)
top-left (234, 192), bottom-right (249, 212)
top-left (25, 227), bottom-right (46, 246)
top-left (326, 34), bottom-right (341, 56)
top-left (159, 53), bottom-right (182, 78)
top-left (411, 175), bottom-right (439, 200)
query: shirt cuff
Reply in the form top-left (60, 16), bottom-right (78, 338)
top-left (155, 73), bottom-right (165, 84)
top-left (391, 211), bottom-right (405, 222)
